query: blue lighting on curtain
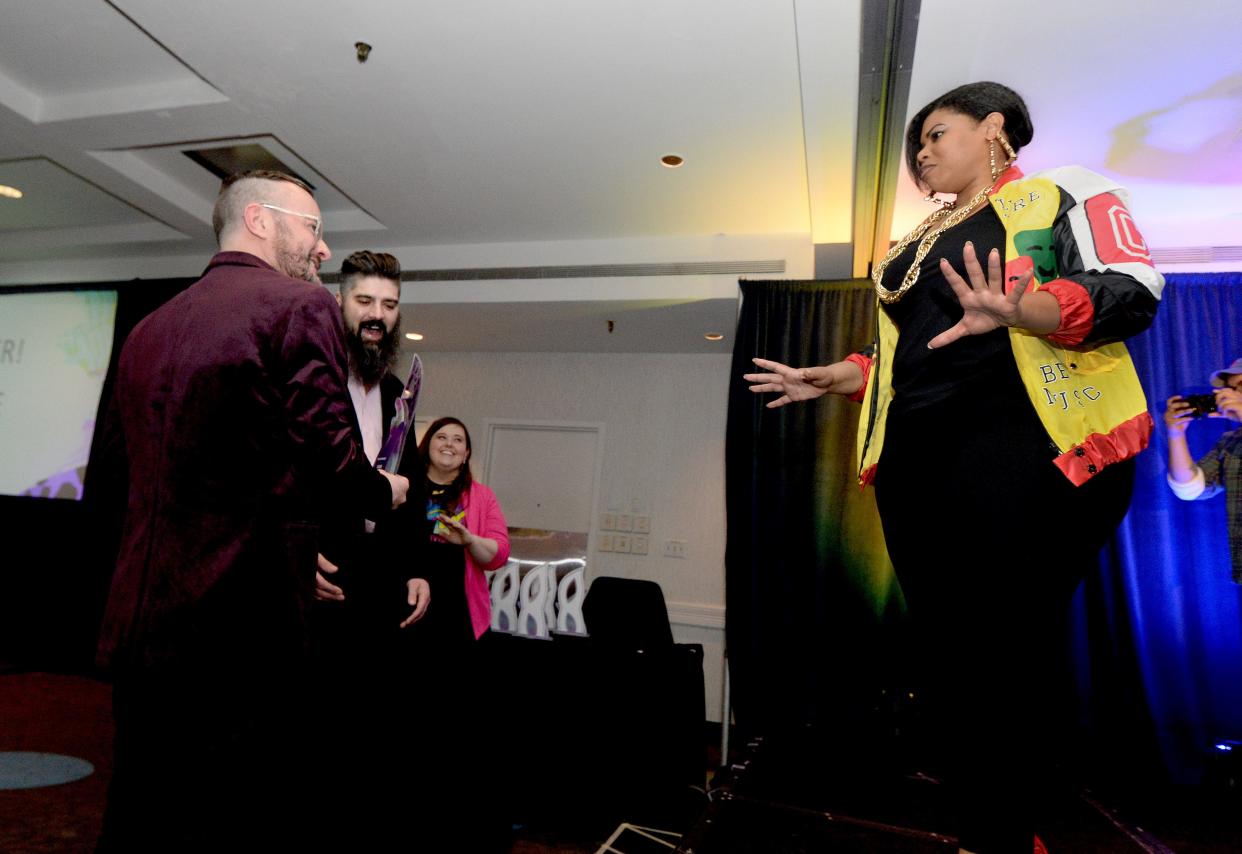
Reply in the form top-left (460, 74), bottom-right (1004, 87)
top-left (1083, 272), bottom-right (1242, 783)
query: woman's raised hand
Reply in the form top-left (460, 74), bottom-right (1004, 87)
top-left (928, 242), bottom-right (1039, 350)
top-left (744, 358), bottom-right (857, 409)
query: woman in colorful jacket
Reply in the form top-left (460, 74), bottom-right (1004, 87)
top-left (745, 81), bottom-right (1163, 854)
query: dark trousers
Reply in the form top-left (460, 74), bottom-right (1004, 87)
top-left (875, 386), bottom-right (1135, 854)
top-left (309, 536), bottom-right (419, 851)
top-left (98, 659), bottom-right (312, 853)
top-left (402, 563), bottom-right (510, 853)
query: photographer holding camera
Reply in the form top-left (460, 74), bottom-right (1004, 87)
top-left (1166, 357), bottom-right (1242, 582)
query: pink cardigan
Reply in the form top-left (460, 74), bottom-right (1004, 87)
top-left (459, 481), bottom-right (510, 639)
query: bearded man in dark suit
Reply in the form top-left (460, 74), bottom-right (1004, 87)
top-left (310, 250), bottom-right (432, 848)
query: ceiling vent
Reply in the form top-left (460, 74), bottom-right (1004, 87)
top-left (183, 144), bottom-right (314, 189)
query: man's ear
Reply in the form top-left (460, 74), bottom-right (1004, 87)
top-left (241, 202), bottom-right (269, 239)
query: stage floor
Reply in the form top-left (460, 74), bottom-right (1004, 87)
top-left (676, 728), bottom-right (1242, 853)
top-left (3, 672), bottom-right (1240, 853)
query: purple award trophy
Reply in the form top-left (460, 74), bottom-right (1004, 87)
top-left (374, 354), bottom-right (423, 473)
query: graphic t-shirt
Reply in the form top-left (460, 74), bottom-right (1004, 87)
top-left (426, 479), bottom-right (465, 541)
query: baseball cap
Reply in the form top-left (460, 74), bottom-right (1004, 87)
top-left (1209, 357), bottom-right (1242, 387)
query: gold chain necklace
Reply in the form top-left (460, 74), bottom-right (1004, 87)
top-left (872, 187), bottom-right (991, 304)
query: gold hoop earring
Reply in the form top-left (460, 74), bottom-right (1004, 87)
top-left (998, 133), bottom-right (1017, 164)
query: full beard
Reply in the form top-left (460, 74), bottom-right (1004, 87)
top-left (274, 221), bottom-right (319, 283)
top-left (346, 313), bottom-right (402, 386)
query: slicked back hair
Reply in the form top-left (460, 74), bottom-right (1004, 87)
top-left (904, 81), bottom-right (1034, 191)
top-left (339, 250), bottom-right (402, 297)
top-left (212, 170), bottom-right (315, 244)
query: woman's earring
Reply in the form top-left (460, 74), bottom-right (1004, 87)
top-left (989, 140), bottom-right (1000, 183)
top-left (998, 132), bottom-right (1017, 164)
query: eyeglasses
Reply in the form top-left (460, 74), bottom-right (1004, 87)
top-left (258, 203), bottom-right (324, 240)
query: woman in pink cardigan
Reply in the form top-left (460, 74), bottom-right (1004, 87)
top-left (416, 415), bottom-right (511, 643)
top-left (408, 416), bottom-right (512, 850)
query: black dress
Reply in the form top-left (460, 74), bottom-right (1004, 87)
top-left (420, 479), bottom-right (478, 647)
top-left (873, 206), bottom-right (1134, 853)
top-left (403, 478), bottom-right (510, 852)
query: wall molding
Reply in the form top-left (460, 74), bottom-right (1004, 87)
top-left (667, 601), bottom-right (726, 630)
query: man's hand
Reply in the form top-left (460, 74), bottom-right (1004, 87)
top-left (1164, 395), bottom-right (1196, 437)
top-left (380, 470), bottom-right (410, 509)
top-left (315, 553), bottom-right (345, 602)
top-left (1165, 395), bottom-right (1204, 486)
top-left (399, 578), bottom-right (430, 628)
top-left (1214, 386), bottom-right (1242, 423)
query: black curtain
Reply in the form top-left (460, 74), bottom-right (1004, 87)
top-left (725, 278), bottom-right (902, 735)
top-left (0, 277), bottom-right (194, 672)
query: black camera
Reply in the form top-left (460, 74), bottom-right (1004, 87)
top-left (1184, 392), bottom-right (1218, 418)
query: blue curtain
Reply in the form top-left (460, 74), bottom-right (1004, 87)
top-left (1075, 272), bottom-right (1242, 783)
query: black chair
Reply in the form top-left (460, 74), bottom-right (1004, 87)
top-left (485, 577), bottom-right (706, 832)
top-left (580, 576), bottom-right (706, 824)
top-left (582, 576), bottom-right (675, 651)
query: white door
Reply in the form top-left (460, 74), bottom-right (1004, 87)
top-left (481, 419), bottom-right (604, 566)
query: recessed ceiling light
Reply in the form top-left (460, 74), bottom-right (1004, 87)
top-left (661, 154), bottom-right (685, 168)
top-left (0, 184), bottom-right (23, 199)
top-left (405, 332), bottom-right (424, 341)
top-left (704, 333), bottom-right (724, 341)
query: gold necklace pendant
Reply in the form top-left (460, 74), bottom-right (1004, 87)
top-left (873, 187), bottom-right (991, 304)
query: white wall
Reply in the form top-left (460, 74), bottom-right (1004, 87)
top-left (413, 350), bottom-right (731, 722)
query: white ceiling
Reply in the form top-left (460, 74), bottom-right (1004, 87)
top-left (0, 1), bottom-right (1238, 352)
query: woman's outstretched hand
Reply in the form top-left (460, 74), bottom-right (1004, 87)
top-left (928, 242), bottom-right (1041, 350)
top-left (744, 358), bottom-right (863, 409)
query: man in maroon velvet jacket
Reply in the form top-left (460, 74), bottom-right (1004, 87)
top-left (95, 171), bottom-right (409, 851)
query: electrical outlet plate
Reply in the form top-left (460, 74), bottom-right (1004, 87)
top-left (664, 539), bottom-right (687, 559)
top-left (613, 534), bottom-right (631, 554)
top-left (631, 535), bottom-right (649, 555)
top-left (633, 514), bottom-right (651, 534)
top-left (615, 513), bottom-right (633, 532)
top-left (601, 512), bottom-right (616, 531)
top-left (599, 534), bottom-right (613, 552)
